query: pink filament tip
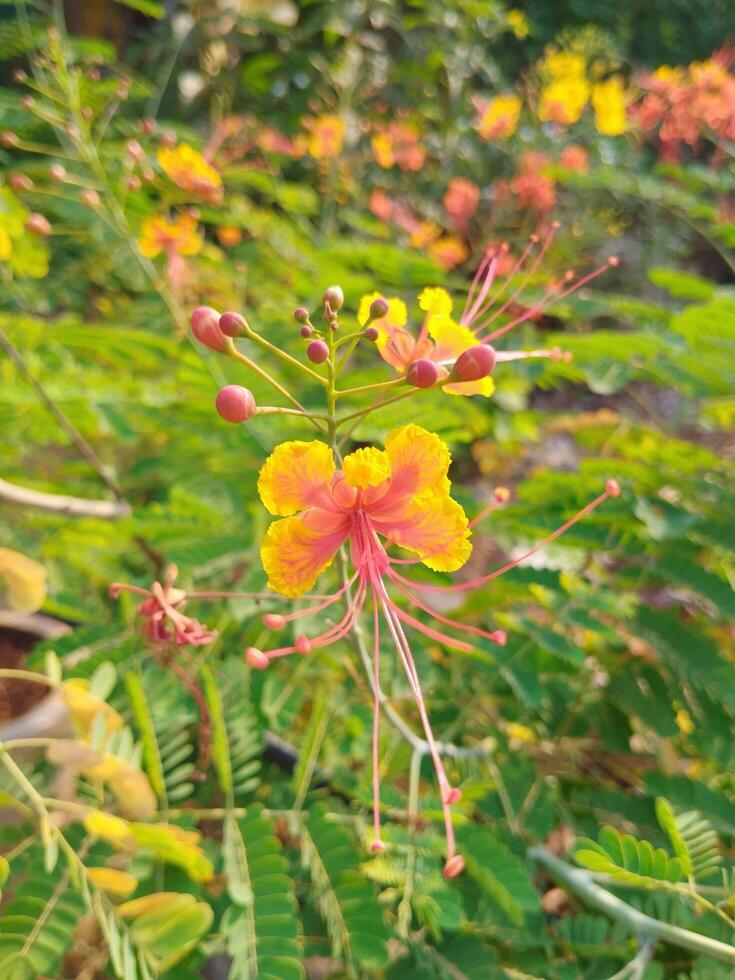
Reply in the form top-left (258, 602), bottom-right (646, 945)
top-left (295, 635), bottom-right (311, 655)
top-left (605, 478), bottom-right (621, 497)
top-left (245, 647), bottom-right (269, 670)
top-left (608, 256), bottom-right (620, 267)
top-left (490, 630), bottom-right (508, 646)
top-left (443, 855), bottom-right (465, 879)
top-left (370, 840), bottom-right (387, 853)
top-left (263, 613), bottom-right (286, 630)
top-left (494, 486), bottom-right (511, 504)
top-left (108, 584), bottom-right (122, 598)
top-left (444, 787), bottom-right (462, 805)
top-left (551, 220), bottom-right (561, 230)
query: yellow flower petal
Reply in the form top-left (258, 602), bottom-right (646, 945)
top-left (389, 493), bottom-right (471, 572)
top-left (384, 424), bottom-right (451, 498)
top-left (0, 548), bottom-right (47, 614)
top-left (343, 447), bottom-right (391, 489)
top-left (427, 314), bottom-right (476, 358)
top-left (443, 376), bottom-right (496, 397)
top-left (357, 292), bottom-right (407, 328)
top-left (84, 811), bottom-right (135, 849)
top-left (260, 516), bottom-right (347, 598)
top-left (87, 867), bottom-right (138, 898)
top-left (62, 679), bottom-right (124, 737)
top-left (418, 287), bottom-right (453, 316)
top-left (257, 440), bottom-right (335, 516)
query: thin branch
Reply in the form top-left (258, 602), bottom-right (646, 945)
top-left (530, 847), bottom-right (735, 966)
top-left (0, 477), bottom-right (130, 519)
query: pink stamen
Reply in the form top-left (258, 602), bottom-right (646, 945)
top-left (479, 260), bottom-right (613, 344)
top-left (371, 592), bottom-right (383, 850)
top-left (461, 252), bottom-right (499, 326)
top-left (262, 569), bottom-right (360, 627)
top-left (461, 248), bottom-right (496, 323)
top-left (389, 575), bottom-right (506, 646)
top-left (391, 485), bottom-right (616, 595)
top-left (469, 487), bottom-right (510, 529)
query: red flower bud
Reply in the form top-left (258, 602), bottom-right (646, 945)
top-left (191, 306), bottom-right (227, 351)
top-left (25, 213), bottom-right (51, 237)
top-left (1, 132), bottom-right (19, 148)
top-left (294, 307), bottom-right (309, 324)
top-left (219, 311), bottom-right (248, 337)
top-left (605, 478), bottom-right (621, 497)
top-left (263, 614), bottom-right (286, 630)
top-left (245, 647), bottom-right (269, 670)
top-left (215, 385), bottom-right (256, 423)
top-left (49, 163), bottom-right (67, 182)
top-left (80, 189), bottom-right (101, 207)
top-left (369, 297), bottom-right (389, 319)
top-left (299, 325), bottom-right (314, 338)
top-left (295, 635), bottom-right (311, 655)
top-left (364, 326), bottom-right (379, 342)
top-left (141, 117), bottom-right (156, 134)
top-left (323, 285), bottom-right (344, 310)
top-left (8, 173), bottom-right (33, 192)
top-left (443, 855), bottom-right (465, 879)
top-left (307, 339), bottom-right (330, 364)
top-left (443, 787), bottom-right (462, 805)
top-left (126, 139), bottom-right (144, 162)
top-left (452, 344), bottom-right (496, 382)
top-left (406, 358), bottom-right (440, 388)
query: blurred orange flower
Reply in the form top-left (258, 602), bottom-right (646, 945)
top-left (157, 143), bottom-right (223, 204)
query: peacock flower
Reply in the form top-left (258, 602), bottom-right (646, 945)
top-left (538, 76), bottom-right (590, 125)
top-left (138, 213), bottom-right (202, 260)
top-left (560, 144), bottom-right (589, 173)
top-left (443, 178), bottom-right (481, 228)
top-left (428, 235), bottom-right (469, 270)
top-left (110, 564), bottom-right (217, 648)
top-left (358, 225), bottom-right (616, 397)
top-left (303, 114), bottom-right (345, 160)
top-left (249, 424), bottom-right (620, 874)
top-left (592, 77), bottom-right (628, 136)
top-left (473, 93), bottom-right (522, 140)
top-left (371, 120), bottom-right (426, 172)
top-left (157, 143), bottom-right (223, 203)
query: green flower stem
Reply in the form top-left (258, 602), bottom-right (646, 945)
top-left (242, 329), bottom-right (326, 385)
top-left (529, 846), bottom-right (735, 966)
top-left (0, 669), bottom-right (56, 687)
top-left (228, 347), bottom-right (326, 434)
top-left (335, 376), bottom-right (406, 399)
top-left (255, 406), bottom-right (328, 420)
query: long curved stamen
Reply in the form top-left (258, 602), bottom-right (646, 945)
top-left (389, 575), bottom-right (506, 646)
top-left (260, 580), bottom-right (367, 662)
top-left (478, 259), bottom-right (616, 343)
top-left (390, 603), bottom-right (474, 652)
top-left (461, 252), bottom-right (499, 326)
top-left (460, 249), bottom-right (497, 323)
top-left (463, 236), bottom-right (536, 326)
top-left (370, 590), bottom-right (384, 852)
top-left (262, 569), bottom-right (360, 628)
top-left (468, 225), bottom-right (560, 331)
top-left (469, 487), bottom-right (510, 529)
top-left (391, 484), bottom-right (618, 595)
top-left (378, 589), bottom-right (458, 867)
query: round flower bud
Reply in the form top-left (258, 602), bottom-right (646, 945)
top-left (323, 285), bottom-right (344, 310)
top-left (299, 325), bottom-right (314, 339)
top-left (191, 306), bottom-right (228, 351)
top-left (8, 173), bottom-right (33, 192)
top-left (263, 614), bottom-right (286, 630)
top-left (494, 486), bottom-right (510, 504)
top-left (444, 787), bottom-right (462, 805)
top-left (363, 326), bottom-right (379, 342)
top-left (369, 296), bottom-right (389, 319)
top-left (49, 163), bottom-right (67, 182)
top-left (406, 358), bottom-right (440, 389)
top-left (1, 132), bottom-right (19, 148)
top-left (80, 189), bottom-right (100, 207)
top-left (453, 344), bottom-right (496, 382)
top-left (294, 307), bottom-right (309, 324)
top-left (245, 647), bottom-right (269, 670)
top-left (126, 139), bottom-right (144, 162)
top-left (605, 478), bottom-right (621, 498)
top-left (307, 339), bottom-right (330, 364)
top-left (215, 385), bottom-right (256, 423)
top-left (443, 855), bottom-right (465, 879)
top-left (13, 69), bottom-right (27, 83)
top-left (25, 213), bottom-right (51, 237)
top-left (295, 635), bottom-right (311, 655)
top-left (141, 117), bottom-right (156, 134)
top-left (160, 130), bottom-right (177, 148)
top-left (218, 311), bottom-right (248, 337)
top-left (370, 840), bottom-right (386, 853)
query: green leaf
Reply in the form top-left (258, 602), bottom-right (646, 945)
top-left (460, 830), bottom-right (539, 926)
top-left (574, 826), bottom-right (684, 887)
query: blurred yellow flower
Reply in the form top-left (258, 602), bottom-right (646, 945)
top-left (157, 143), bottom-right (223, 203)
top-left (539, 76), bottom-right (590, 125)
top-left (506, 722), bottom-right (536, 743)
top-left (87, 867), bottom-right (138, 898)
top-left (475, 93), bottom-right (522, 140)
top-left (139, 214), bottom-right (202, 259)
top-left (676, 708), bottom-right (695, 735)
top-left (546, 51), bottom-right (587, 79)
top-left (303, 114), bottom-right (345, 160)
top-left (0, 547), bottom-right (46, 613)
top-left (507, 9), bottom-right (529, 39)
top-left (0, 188), bottom-right (50, 278)
top-left (592, 77), bottom-right (627, 135)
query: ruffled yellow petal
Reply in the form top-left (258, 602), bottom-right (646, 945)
top-left (427, 314), bottom-right (476, 358)
top-left (443, 376), bottom-right (496, 397)
top-left (384, 424), bottom-right (451, 498)
top-left (357, 292), bottom-right (408, 328)
top-left (389, 494), bottom-right (471, 572)
top-left (343, 447), bottom-right (391, 489)
top-left (257, 440), bottom-right (334, 516)
top-left (260, 516), bottom-right (346, 598)
top-left (418, 287), bottom-right (453, 316)
top-left (0, 548), bottom-right (47, 614)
